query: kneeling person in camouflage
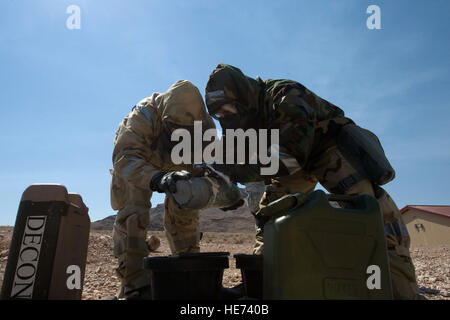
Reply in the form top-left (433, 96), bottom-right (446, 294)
top-left (110, 80), bottom-right (217, 299)
top-left (205, 63), bottom-right (421, 300)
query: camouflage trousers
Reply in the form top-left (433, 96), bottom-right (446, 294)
top-left (253, 144), bottom-right (420, 300)
top-left (112, 196), bottom-right (200, 298)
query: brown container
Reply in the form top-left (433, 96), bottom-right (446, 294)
top-left (1, 184), bottom-right (90, 300)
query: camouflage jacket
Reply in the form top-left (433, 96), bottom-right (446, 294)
top-left (217, 78), bottom-right (354, 183)
top-left (110, 80), bottom-right (215, 210)
top-left (264, 79), bottom-right (353, 169)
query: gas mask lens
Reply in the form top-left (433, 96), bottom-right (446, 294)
top-left (212, 103), bottom-right (238, 120)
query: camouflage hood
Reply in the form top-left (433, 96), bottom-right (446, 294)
top-left (148, 80), bottom-right (215, 133)
top-left (205, 64), bottom-right (268, 126)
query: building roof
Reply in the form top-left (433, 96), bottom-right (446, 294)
top-left (400, 205), bottom-right (450, 219)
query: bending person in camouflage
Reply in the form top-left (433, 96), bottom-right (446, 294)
top-left (205, 63), bottom-right (421, 300)
top-left (110, 80), bottom-right (215, 299)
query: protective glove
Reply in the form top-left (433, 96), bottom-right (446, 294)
top-left (149, 170), bottom-right (191, 193)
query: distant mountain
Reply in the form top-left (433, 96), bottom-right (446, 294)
top-left (92, 183), bottom-right (266, 233)
top-left (91, 215), bottom-right (117, 230)
top-left (91, 203), bottom-right (256, 233)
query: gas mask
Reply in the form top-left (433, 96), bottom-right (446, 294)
top-left (210, 102), bottom-right (260, 131)
top-left (160, 121), bottom-right (195, 151)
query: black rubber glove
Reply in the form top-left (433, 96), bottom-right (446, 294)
top-left (150, 171), bottom-right (191, 193)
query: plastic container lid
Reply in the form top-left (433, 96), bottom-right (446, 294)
top-left (144, 252), bottom-right (230, 271)
top-left (234, 254), bottom-right (263, 270)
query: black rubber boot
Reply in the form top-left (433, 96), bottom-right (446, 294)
top-left (125, 285), bottom-right (153, 300)
top-left (219, 283), bottom-right (244, 300)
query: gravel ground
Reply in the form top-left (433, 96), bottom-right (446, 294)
top-left (0, 227), bottom-right (448, 300)
top-left (410, 246), bottom-right (450, 299)
top-left (80, 231), bottom-right (254, 300)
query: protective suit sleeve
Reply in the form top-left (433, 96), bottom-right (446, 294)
top-left (112, 106), bottom-right (161, 191)
top-left (272, 86), bottom-right (319, 171)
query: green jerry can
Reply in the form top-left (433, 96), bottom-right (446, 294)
top-left (263, 190), bottom-right (393, 300)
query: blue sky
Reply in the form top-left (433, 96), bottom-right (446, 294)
top-left (0, 0), bottom-right (449, 225)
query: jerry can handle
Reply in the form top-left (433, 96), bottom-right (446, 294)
top-left (258, 193), bottom-right (309, 218)
top-left (327, 194), bottom-right (368, 210)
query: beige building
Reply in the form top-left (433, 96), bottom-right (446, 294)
top-left (401, 205), bottom-right (450, 246)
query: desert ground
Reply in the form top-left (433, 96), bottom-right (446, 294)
top-left (0, 226), bottom-right (448, 300)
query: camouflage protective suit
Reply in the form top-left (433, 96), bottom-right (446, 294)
top-left (205, 64), bottom-right (420, 299)
top-left (110, 80), bottom-right (215, 298)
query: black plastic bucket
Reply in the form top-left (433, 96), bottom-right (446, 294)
top-left (234, 254), bottom-right (263, 299)
top-left (144, 252), bottom-right (229, 300)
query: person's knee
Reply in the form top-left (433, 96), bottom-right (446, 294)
top-left (113, 223), bottom-right (126, 258)
top-left (127, 211), bottom-right (150, 229)
top-left (387, 249), bottom-right (419, 299)
top-left (113, 210), bottom-right (150, 266)
top-left (164, 200), bottom-right (200, 254)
